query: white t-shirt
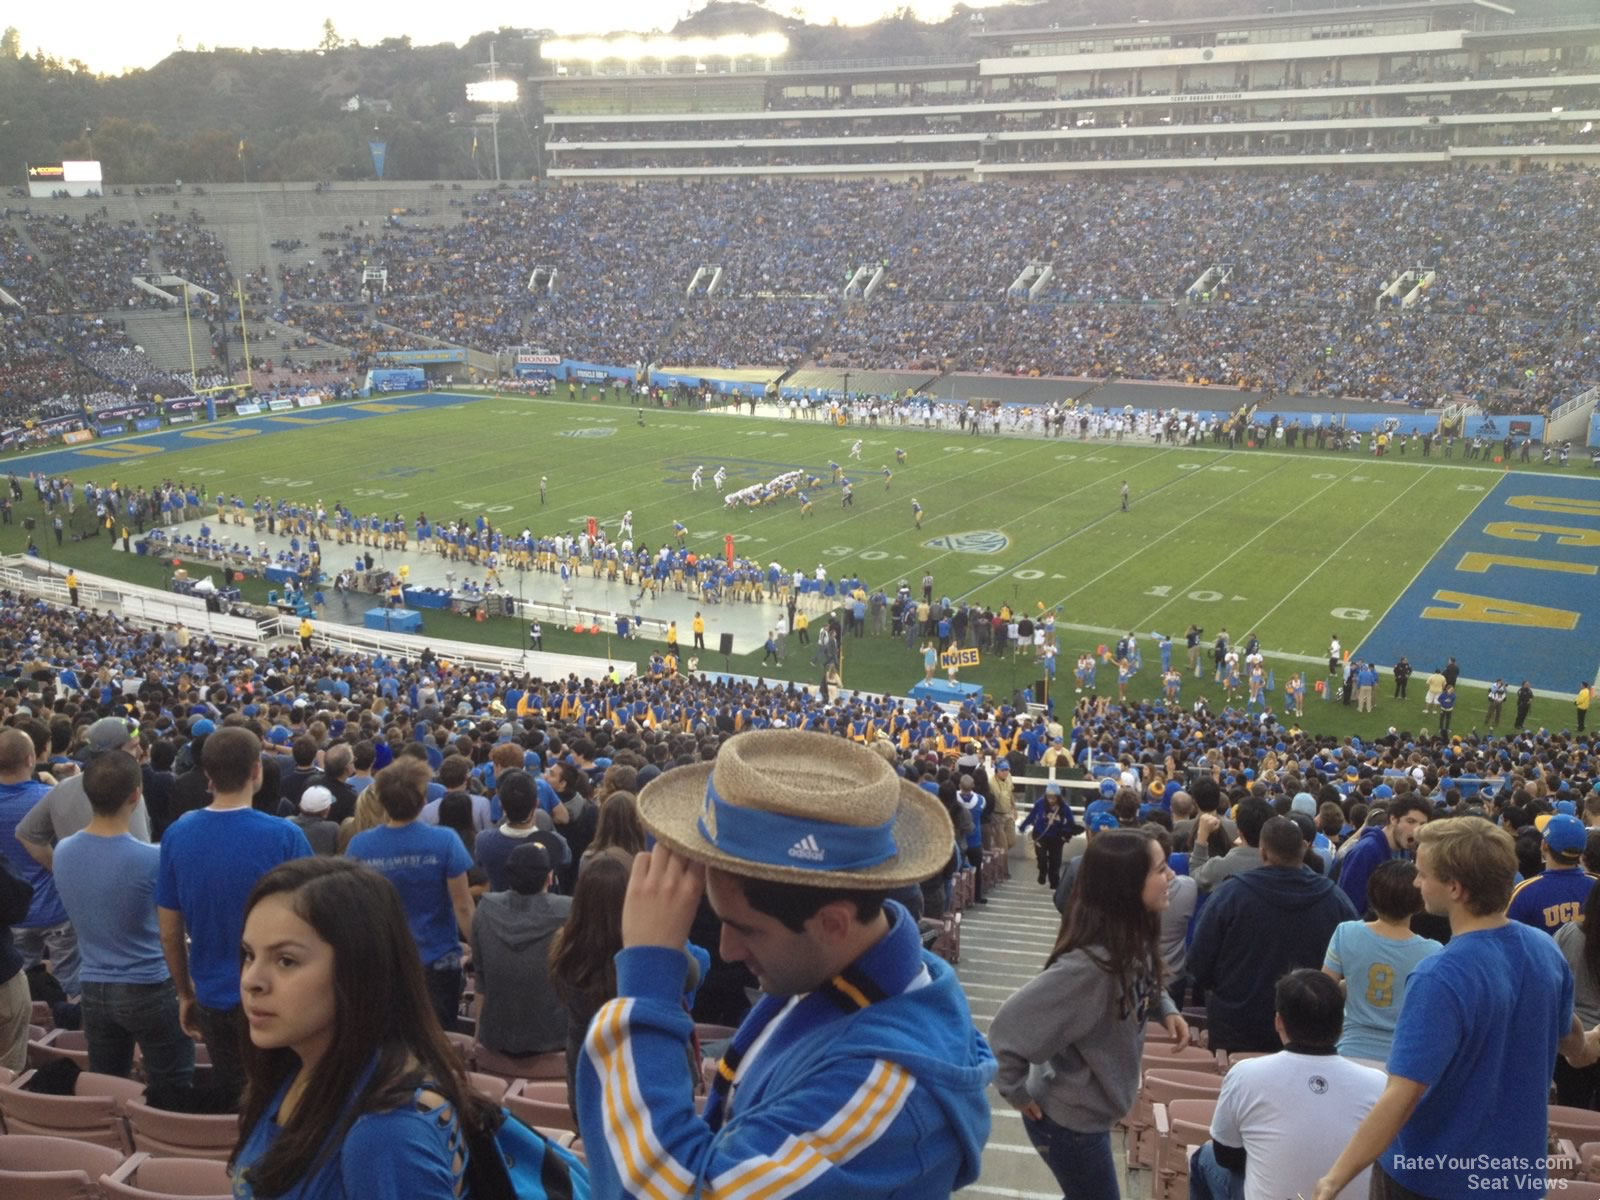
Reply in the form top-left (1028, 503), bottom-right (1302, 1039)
top-left (1210, 1050), bottom-right (1386, 1200)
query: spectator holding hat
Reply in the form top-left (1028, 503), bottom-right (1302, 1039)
top-left (1507, 813), bottom-right (1596, 933)
top-left (575, 729), bottom-right (994, 1200)
top-left (991, 828), bottom-right (1189, 1199)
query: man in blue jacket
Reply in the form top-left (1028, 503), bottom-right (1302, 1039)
top-left (1338, 795), bottom-right (1431, 915)
top-left (1190, 817), bottom-right (1360, 1052)
top-left (578, 730), bottom-right (995, 1200)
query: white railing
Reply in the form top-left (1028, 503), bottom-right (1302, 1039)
top-left (1547, 384), bottom-right (1600, 446)
top-left (0, 555), bottom-right (632, 682)
top-left (1550, 384), bottom-right (1598, 422)
top-left (271, 615), bottom-right (630, 681)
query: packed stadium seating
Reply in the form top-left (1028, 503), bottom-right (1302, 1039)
top-left (5, 171), bottom-right (1600, 409)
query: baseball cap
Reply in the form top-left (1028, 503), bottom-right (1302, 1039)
top-left (299, 786), bottom-right (334, 815)
top-left (1555, 799), bottom-right (1578, 816)
top-left (505, 842), bottom-right (553, 894)
top-left (1086, 811), bottom-right (1119, 834)
top-left (994, 761), bottom-right (1009, 773)
top-left (1544, 814), bottom-right (1587, 859)
top-left (190, 718), bottom-right (216, 738)
top-left (87, 717), bottom-right (135, 753)
top-left (1291, 792), bottom-right (1316, 815)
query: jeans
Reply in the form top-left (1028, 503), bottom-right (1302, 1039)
top-left (1022, 1112), bottom-right (1120, 1200)
top-left (425, 963), bottom-right (464, 1031)
top-left (1189, 1142), bottom-right (1245, 1200)
top-left (81, 980), bottom-right (195, 1090)
top-left (195, 1003), bottom-right (247, 1103)
top-left (15, 919), bottom-right (81, 997)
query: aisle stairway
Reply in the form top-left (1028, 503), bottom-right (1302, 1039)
top-left (953, 841), bottom-right (1148, 1200)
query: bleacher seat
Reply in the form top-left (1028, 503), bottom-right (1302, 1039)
top-left (124, 1101), bottom-right (236, 1162)
top-left (1129, 1068), bottom-right (1224, 1171)
top-left (470, 1047), bottom-right (565, 1088)
top-left (1152, 1098), bottom-right (1217, 1200)
top-left (101, 1152), bottom-right (232, 1198)
top-left (0, 1133), bottom-right (126, 1199)
top-left (0, 1070), bottom-right (143, 1152)
top-left (504, 1080), bottom-right (577, 1135)
top-left (28, 1029), bottom-right (90, 1072)
top-left (468, 1073), bottom-right (509, 1104)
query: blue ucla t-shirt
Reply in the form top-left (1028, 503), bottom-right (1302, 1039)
top-left (157, 808), bottom-right (312, 1009)
top-left (1384, 922), bottom-right (1573, 1197)
top-left (233, 1076), bottom-right (466, 1199)
top-left (347, 823), bottom-right (473, 965)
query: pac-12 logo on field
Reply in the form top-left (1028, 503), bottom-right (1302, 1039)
top-left (923, 531), bottom-right (1009, 555)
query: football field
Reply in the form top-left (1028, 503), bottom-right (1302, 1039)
top-left (13, 390), bottom-right (1600, 725)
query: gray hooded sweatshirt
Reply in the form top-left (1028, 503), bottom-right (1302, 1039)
top-left (989, 946), bottom-right (1177, 1132)
top-left (469, 890), bottom-right (573, 1056)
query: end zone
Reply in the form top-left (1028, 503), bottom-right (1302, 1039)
top-left (1358, 472), bottom-right (1600, 695)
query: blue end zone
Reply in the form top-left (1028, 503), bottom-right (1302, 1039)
top-left (6, 391), bottom-right (482, 480)
top-left (1359, 472), bottom-right (1600, 695)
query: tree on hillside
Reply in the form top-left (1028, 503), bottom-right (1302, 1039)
top-left (320, 19), bottom-right (344, 52)
top-left (1, 27), bottom-right (21, 59)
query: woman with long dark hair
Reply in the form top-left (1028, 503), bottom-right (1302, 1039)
top-left (230, 856), bottom-right (498, 1197)
top-left (549, 855), bottom-right (701, 1107)
top-left (549, 856), bottom-right (631, 1103)
top-left (988, 829), bottom-right (1190, 1200)
top-left (577, 791), bottom-right (646, 877)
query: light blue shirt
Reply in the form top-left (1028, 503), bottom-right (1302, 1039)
top-left (1323, 920), bottom-right (1443, 1063)
top-left (53, 831), bottom-right (168, 984)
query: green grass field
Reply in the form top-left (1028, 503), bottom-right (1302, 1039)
top-left (8, 389), bottom-right (1575, 738)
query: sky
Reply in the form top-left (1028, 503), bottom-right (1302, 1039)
top-left (15, 1), bottom-right (1009, 77)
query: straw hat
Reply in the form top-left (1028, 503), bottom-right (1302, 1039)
top-left (637, 730), bottom-right (954, 888)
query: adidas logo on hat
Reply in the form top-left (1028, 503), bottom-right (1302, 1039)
top-left (787, 835), bottom-right (825, 862)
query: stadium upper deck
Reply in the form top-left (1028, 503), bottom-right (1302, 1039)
top-left (538, 1), bottom-right (1600, 178)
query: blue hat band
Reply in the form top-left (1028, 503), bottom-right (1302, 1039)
top-left (697, 776), bottom-right (898, 872)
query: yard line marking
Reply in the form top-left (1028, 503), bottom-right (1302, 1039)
top-left (1134, 463), bottom-right (1365, 630)
top-left (1247, 466), bottom-right (1436, 635)
top-left (1038, 457), bottom-right (1298, 614)
top-left (951, 449), bottom-right (1199, 605)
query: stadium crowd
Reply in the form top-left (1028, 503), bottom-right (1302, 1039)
top-left (6, 172), bottom-right (1600, 410)
top-left (1, 577), bottom-right (1599, 1196)
top-left (253, 172), bottom-right (1600, 407)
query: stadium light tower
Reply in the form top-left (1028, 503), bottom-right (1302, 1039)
top-left (467, 43), bottom-right (519, 181)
